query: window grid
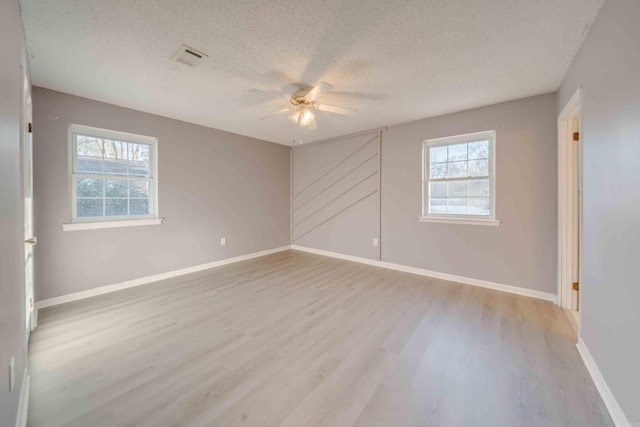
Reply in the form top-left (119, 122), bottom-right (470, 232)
top-left (70, 125), bottom-right (157, 222)
top-left (423, 131), bottom-right (495, 219)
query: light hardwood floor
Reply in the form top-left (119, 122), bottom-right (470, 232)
top-left (29, 250), bottom-right (613, 427)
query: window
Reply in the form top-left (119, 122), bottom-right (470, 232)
top-left (67, 124), bottom-right (159, 228)
top-left (421, 130), bottom-right (499, 226)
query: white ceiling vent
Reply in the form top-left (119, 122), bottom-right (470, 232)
top-left (171, 44), bottom-right (208, 67)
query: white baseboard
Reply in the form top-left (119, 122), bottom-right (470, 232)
top-left (36, 243), bottom-right (557, 308)
top-left (36, 246), bottom-right (291, 309)
top-left (14, 368), bottom-right (29, 427)
top-left (291, 245), bottom-right (557, 303)
top-left (32, 243), bottom-right (629, 426)
top-left (576, 338), bottom-right (631, 427)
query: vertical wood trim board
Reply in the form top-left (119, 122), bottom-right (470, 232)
top-left (378, 130), bottom-right (382, 261)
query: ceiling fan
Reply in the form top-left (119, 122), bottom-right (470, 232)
top-left (252, 82), bottom-right (358, 130)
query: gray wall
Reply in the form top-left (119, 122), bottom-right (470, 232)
top-left (293, 93), bottom-right (558, 295)
top-left (558, 0), bottom-right (639, 422)
top-left (33, 88), bottom-right (290, 301)
top-left (292, 131), bottom-right (380, 259)
top-left (382, 94), bottom-right (557, 293)
top-left (0, 0), bottom-right (29, 425)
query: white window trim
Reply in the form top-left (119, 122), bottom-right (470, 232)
top-left (64, 124), bottom-right (162, 231)
top-left (420, 130), bottom-right (500, 226)
top-left (62, 218), bottom-right (163, 232)
top-left (419, 216), bottom-right (501, 226)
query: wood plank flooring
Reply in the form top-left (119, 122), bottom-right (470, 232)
top-left (28, 250), bottom-right (613, 426)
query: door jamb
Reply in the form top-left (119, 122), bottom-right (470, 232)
top-left (557, 88), bottom-right (583, 315)
top-left (20, 65), bottom-right (35, 335)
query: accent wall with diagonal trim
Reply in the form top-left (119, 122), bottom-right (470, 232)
top-left (292, 131), bottom-right (381, 260)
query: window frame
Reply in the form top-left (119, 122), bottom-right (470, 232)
top-left (65, 124), bottom-right (161, 230)
top-left (420, 130), bottom-right (500, 226)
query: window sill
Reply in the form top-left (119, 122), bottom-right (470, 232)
top-left (62, 218), bottom-right (164, 231)
top-left (419, 216), bottom-right (501, 227)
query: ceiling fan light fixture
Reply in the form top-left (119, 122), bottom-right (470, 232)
top-left (288, 109), bottom-right (302, 124)
top-left (299, 108), bottom-right (315, 126)
top-left (256, 82), bottom-right (356, 129)
top-left (288, 106), bottom-right (315, 126)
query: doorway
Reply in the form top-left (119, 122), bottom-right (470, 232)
top-left (21, 67), bottom-right (36, 336)
top-left (558, 88), bottom-right (582, 332)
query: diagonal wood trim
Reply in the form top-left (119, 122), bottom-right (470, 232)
top-left (293, 190), bottom-right (378, 242)
top-left (293, 134), bottom-right (378, 200)
top-left (293, 171), bottom-right (378, 229)
top-left (292, 153), bottom-right (378, 212)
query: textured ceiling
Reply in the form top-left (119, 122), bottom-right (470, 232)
top-left (21, 0), bottom-right (603, 145)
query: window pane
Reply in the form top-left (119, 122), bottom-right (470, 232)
top-left (468, 179), bottom-right (490, 197)
top-left (447, 198), bottom-right (467, 214)
top-left (77, 198), bottom-right (103, 217)
top-left (128, 144), bottom-right (150, 176)
top-left (105, 199), bottom-right (128, 216)
top-left (130, 199), bottom-right (150, 216)
top-left (468, 140), bottom-right (489, 160)
top-left (76, 157), bottom-right (104, 174)
top-left (76, 178), bottom-right (103, 197)
top-left (105, 179), bottom-right (128, 197)
top-left (104, 158), bottom-right (129, 176)
top-left (468, 197), bottom-right (490, 215)
top-left (447, 143), bottom-right (468, 161)
top-left (447, 161), bottom-right (468, 178)
top-left (429, 146), bottom-right (447, 164)
top-left (103, 140), bottom-right (127, 160)
top-left (76, 135), bottom-right (104, 160)
top-left (423, 133), bottom-right (493, 219)
top-left (468, 159), bottom-right (488, 177)
top-left (429, 198), bottom-right (447, 213)
top-left (429, 181), bottom-right (446, 198)
top-left (430, 163), bottom-right (447, 179)
top-left (72, 127), bottom-right (156, 221)
top-left (447, 181), bottom-right (467, 197)
top-left (76, 136), bottom-right (105, 174)
top-left (129, 180), bottom-right (150, 197)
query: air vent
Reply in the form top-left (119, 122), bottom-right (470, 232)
top-left (171, 44), bottom-right (208, 67)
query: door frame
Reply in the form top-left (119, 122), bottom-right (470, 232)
top-left (557, 88), bottom-right (583, 316)
top-left (20, 65), bottom-right (36, 335)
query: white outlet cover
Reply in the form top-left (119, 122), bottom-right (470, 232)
top-left (373, 238), bottom-right (379, 247)
top-left (220, 237), bottom-right (226, 246)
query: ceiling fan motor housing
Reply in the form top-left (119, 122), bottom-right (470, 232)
top-left (290, 95), bottom-right (315, 108)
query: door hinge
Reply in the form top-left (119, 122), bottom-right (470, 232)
top-left (573, 132), bottom-right (579, 141)
top-left (28, 122), bottom-right (32, 133)
top-left (30, 298), bottom-right (34, 309)
top-left (572, 282), bottom-right (579, 291)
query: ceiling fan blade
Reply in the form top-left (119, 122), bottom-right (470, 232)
top-left (259, 108), bottom-right (289, 120)
top-left (328, 91), bottom-right (388, 101)
top-left (303, 81), bottom-right (334, 102)
top-left (316, 104), bottom-right (358, 115)
top-left (247, 88), bottom-right (291, 102)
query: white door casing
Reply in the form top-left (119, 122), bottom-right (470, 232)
top-left (557, 87), bottom-right (582, 318)
top-left (21, 68), bottom-right (35, 335)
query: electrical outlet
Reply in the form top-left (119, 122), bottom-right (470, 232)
top-left (373, 238), bottom-right (379, 247)
top-left (9, 357), bottom-right (15, 392)
top-left (220, 237), bottom-right (226, 246)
